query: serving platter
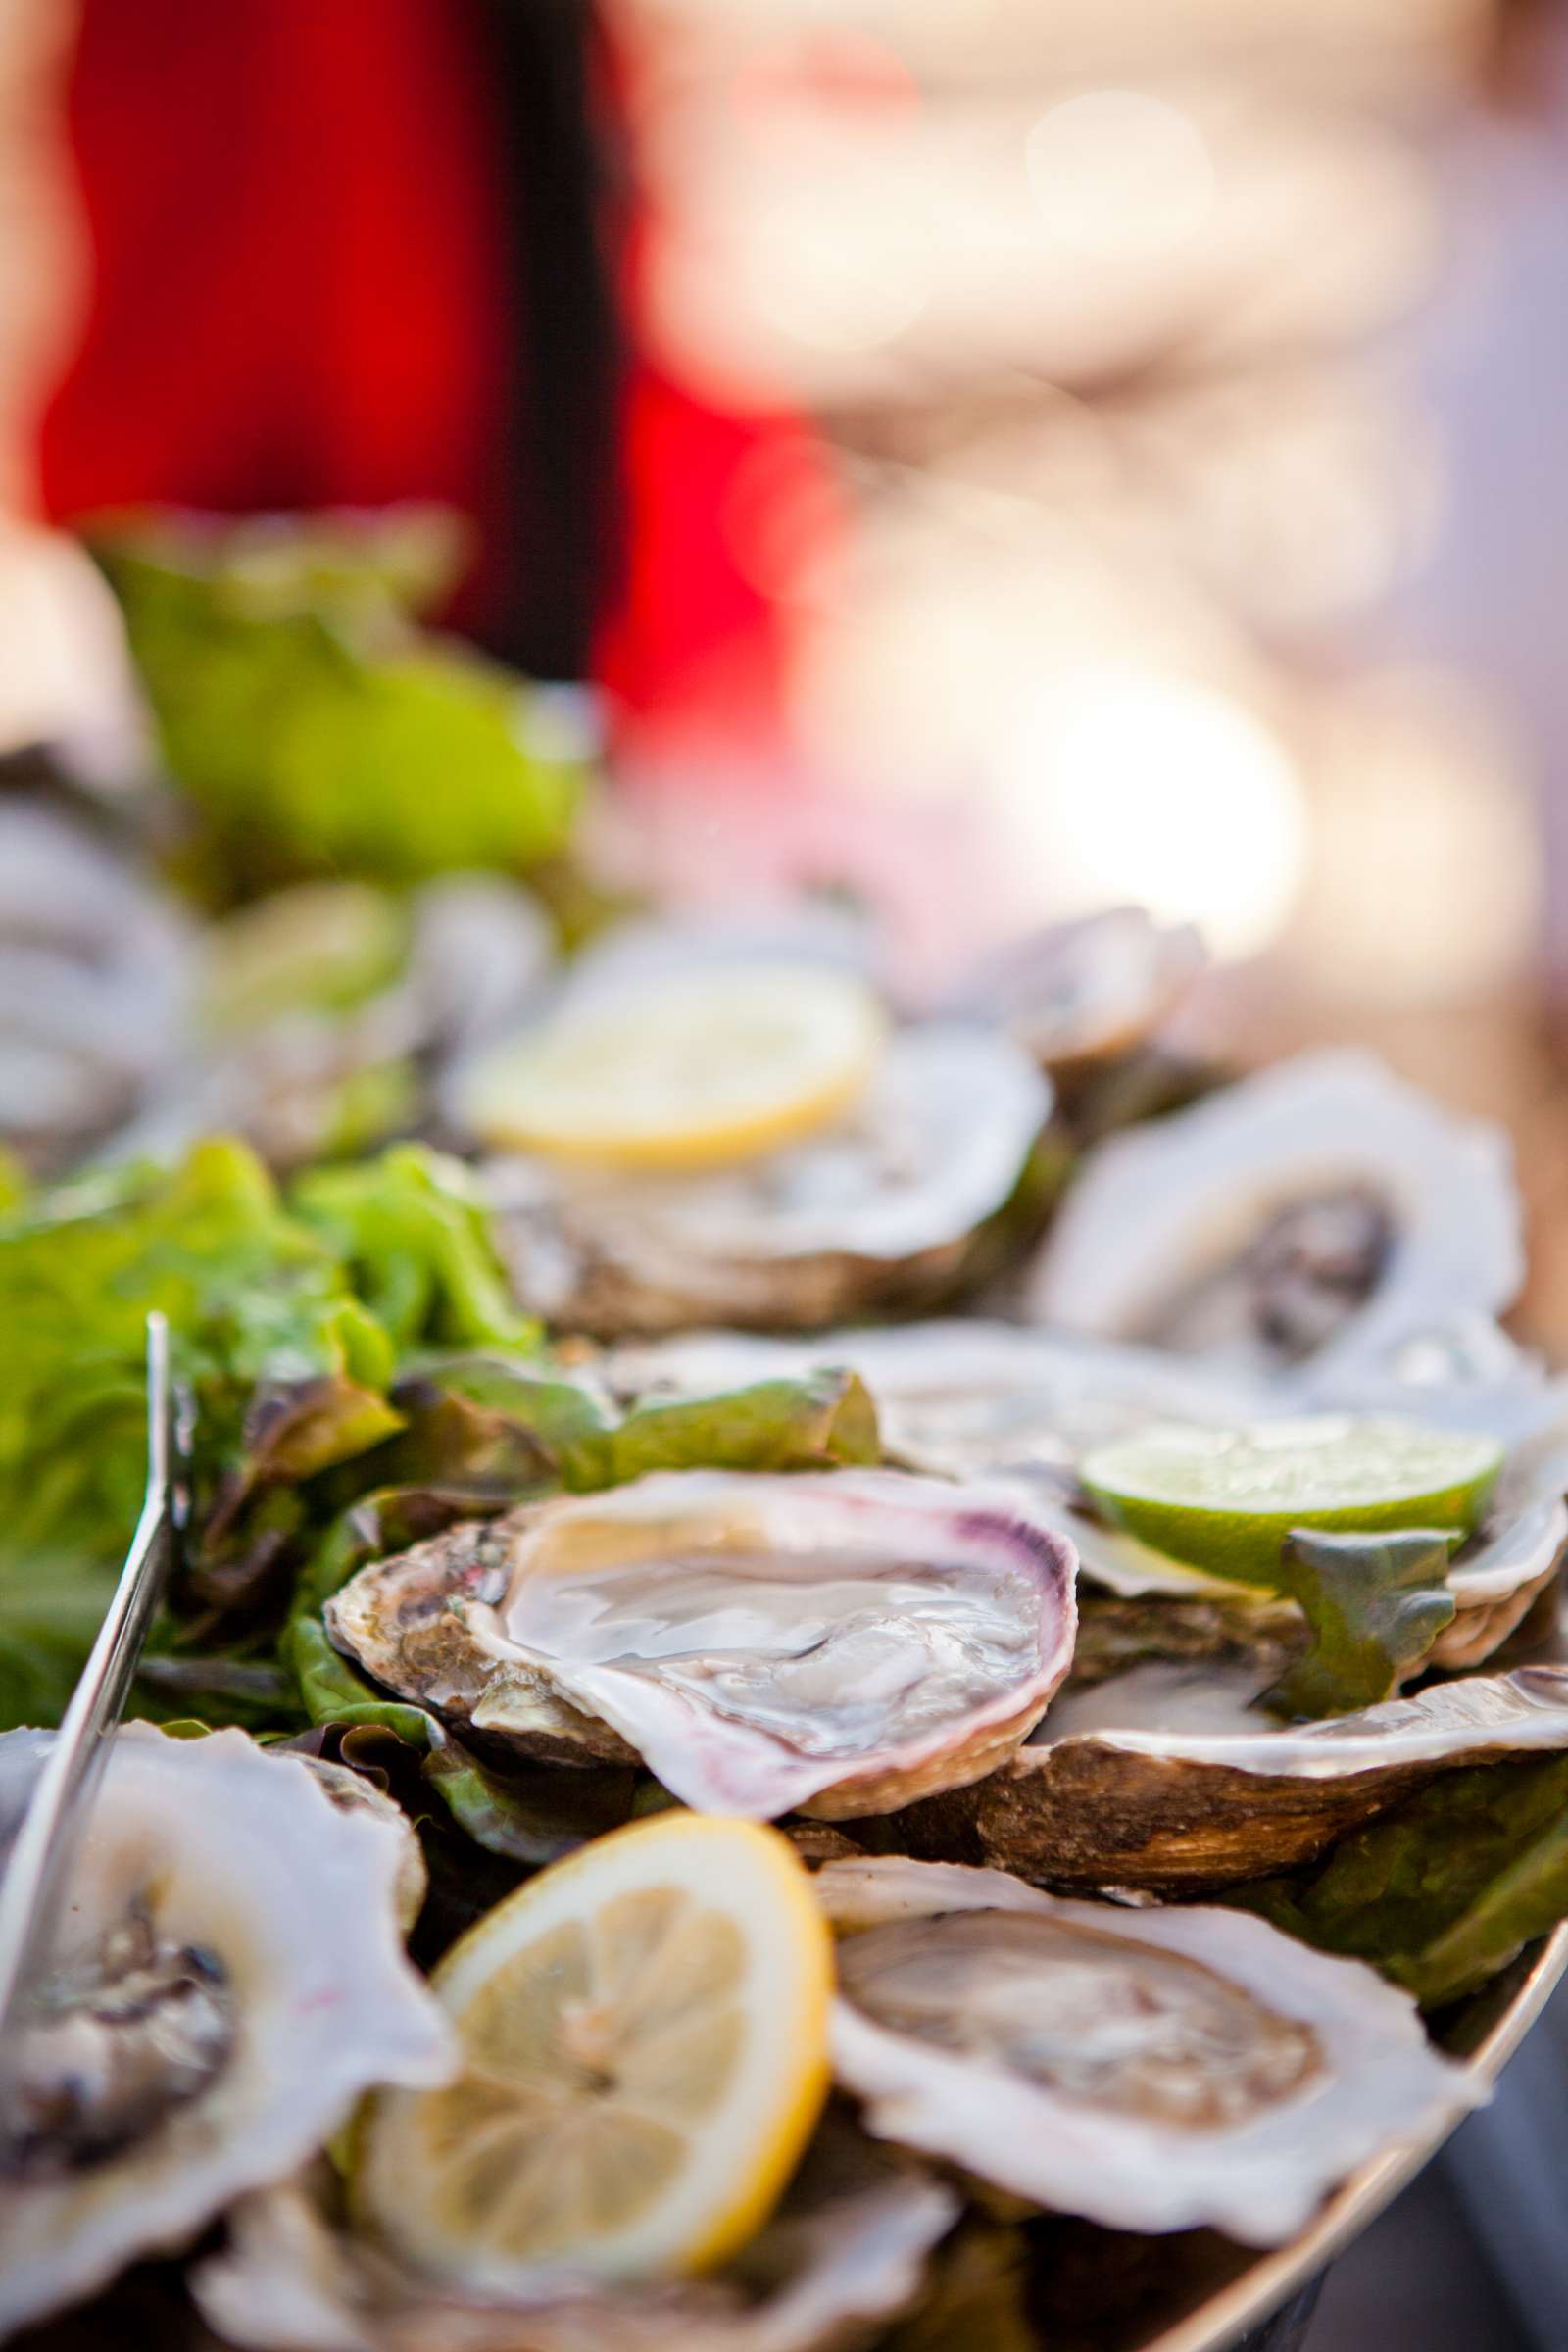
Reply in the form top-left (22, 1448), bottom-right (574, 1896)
top-left (1141, 1924), bottom-right (1568, 2352)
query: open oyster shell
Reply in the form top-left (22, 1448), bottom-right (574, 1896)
top-left (325, 1468), bottom-right (1078, 1821)
top-left (818, 1856), bottom-right (1474, 2245)
top-left (0, 801), bottom-right (195, 1173)
top-left (878, 1664), bottom-right (1568, 1894)
top-left (482, 1025), bottom-right (1050, 1337)
top-left (933, 908), bottom-right (1204, 1072)
top-left (192, 2114), bottom-right (958, 2352)
top-left (0, 1725), bottom-right (453, 2338)
top-left (607, 1325), bottom-right (1568, 1673)
top-left (1026, 1050), bottom-right (1523, 1386)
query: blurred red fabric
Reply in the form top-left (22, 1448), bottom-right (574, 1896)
top-left (37, 0), bottom-right (824, 750)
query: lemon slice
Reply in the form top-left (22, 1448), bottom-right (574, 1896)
top-left (457, 964), bottom-right (887, 1171)
top-left (1080, 1414), bottom-right (1504, 1585)
top-left (356, 1813), bottom-right (832, 2288)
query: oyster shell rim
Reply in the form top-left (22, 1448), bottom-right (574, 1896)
top-left (326, 1467), bottom-right (1080, 1823)
top-left (1025, 1048), bottom-right (1524, 1386)
top-left (816, 1854), bottom-right (1474, 2246)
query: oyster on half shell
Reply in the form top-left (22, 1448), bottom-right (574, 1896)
top-left (877, 1663), bottom-right (1568, 1894)
top-left (818, 1856), bottom-right (1473, 2246)
top-left (482, 1024), bottom-right (1050, 1337)
top-left (1026, 1050), bottom-right (1523, 1387)
top-left (325, 1468), bottom-right (1078, 1821)
top-left (191, 2113), bottom-right (958, 2352)
top-left (0, 1725), bottom-right (453, 2339)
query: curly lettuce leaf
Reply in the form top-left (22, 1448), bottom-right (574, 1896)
top-left (1230, 1751), bottom-right (1568, 2008)
top-left (290, 1146), bottom-right (536, 1354)
top-left (94, 511), bottom-right (585, 901)
top-left (0, 1137), bottom-right (397, 1567)
top-left (0, 1139), bottom-right (548, 1725)
top-left (1264, 1527), bottom-right (1457, 1719)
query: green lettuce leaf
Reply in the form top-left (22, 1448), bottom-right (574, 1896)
top-left (94, 511), bottom-right (585, 902)
top-left (352, 1360), bottom-right (880, 1502)
top-left (421, 1725), bottom-right (642, 1866)
top-left (284, 1615), bottom-right (434, 1749)
top-left (0, 1137), bottom-right (398, 1574)
top-left (563, 1370), bottom-right (880, 1489)
top-left (290, 1146), bottom-right (536, 1354)
top-left (0, 1139), bottom-right (543, 1727)
top-left (1264, 1527), bottom-right (1457, 1719)
top-left (1229, 1751), bottom-right (1568, 2008)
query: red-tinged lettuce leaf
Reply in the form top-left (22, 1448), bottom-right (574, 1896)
top-left (344, 1359), bottom-right (881, 1504)
top-left (284, 1614), bottom-right (435, 1749)
top-left (361, 1356), bottom-right (615, 1498)
top-left (420, 1724), bottom-right (644, 1866)
top-left (1229, 1750), bottom-right (1568, 2008)
top-left (1264, 1527), bottom-right (1458, 1720)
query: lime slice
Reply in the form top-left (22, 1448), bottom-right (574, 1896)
top-left (457, 964), bottom-right (887, 1172)
top-left (1080, 1415), bottom-right (1503, 1586)
top-left (354, 1812), bottom-right (832, 2288)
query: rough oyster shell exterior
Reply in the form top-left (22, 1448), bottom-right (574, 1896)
top-left (874, 1665), bottom-right (1568, 1894)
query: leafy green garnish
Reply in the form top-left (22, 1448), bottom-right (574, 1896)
top-left (94, 510), bottom-right (585, 902)
top-left (0, 1140), bottom-right (542, 1730)
top-left (1264, 1527), bottom-right (1457, 1719)
top-left (284, 1615), bottom-right (433, 1748)
top-left (560, 1370), bottom-right (880, 1490)
top-left (0, 1136), bottom-right (397, 1566)
top-left (1230, 1751), bottom-right (1568, 2008)
top-left (291, 1146), bottom-right (535, 1354)
top-left (350, 1361), bottom-right (879, 1503)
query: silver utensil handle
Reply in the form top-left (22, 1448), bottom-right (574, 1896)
top-left (0, 1314), bottom-right (183, 2049)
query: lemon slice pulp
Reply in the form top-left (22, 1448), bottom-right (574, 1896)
top-left (457, 963), bottom-right (886, 1171)
top-left (1080, 1414), bottom-right (1503, 1585)
top-left (356, 1813), bottom-right (832, 2288)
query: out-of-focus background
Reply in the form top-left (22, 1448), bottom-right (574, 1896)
top-left (6, 0), bottom-right (1568, 1349)
top-left (1, 13), bottom-right (1567, 2337)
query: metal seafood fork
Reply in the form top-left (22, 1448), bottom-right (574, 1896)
top-left (0, 1314), bottom-right (192, 2071)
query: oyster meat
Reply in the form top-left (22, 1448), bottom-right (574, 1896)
top-left (1027, 1050), bottom-right (1523, 1386)
top-left (880, 1663), bottom-right (1568, 1893)
top-left (819, 1856), bottom-right (1473, 2244)
top-left (325, 1468), bottom-right (1078, 1820)
top-left (482, 1024), bottom-right (1050, 1336)
top-left (0, 1724), bottom-right (453, 2337)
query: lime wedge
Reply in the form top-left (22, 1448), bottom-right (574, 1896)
top-left (1080, 1415), bottom-right (1504, 1586)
